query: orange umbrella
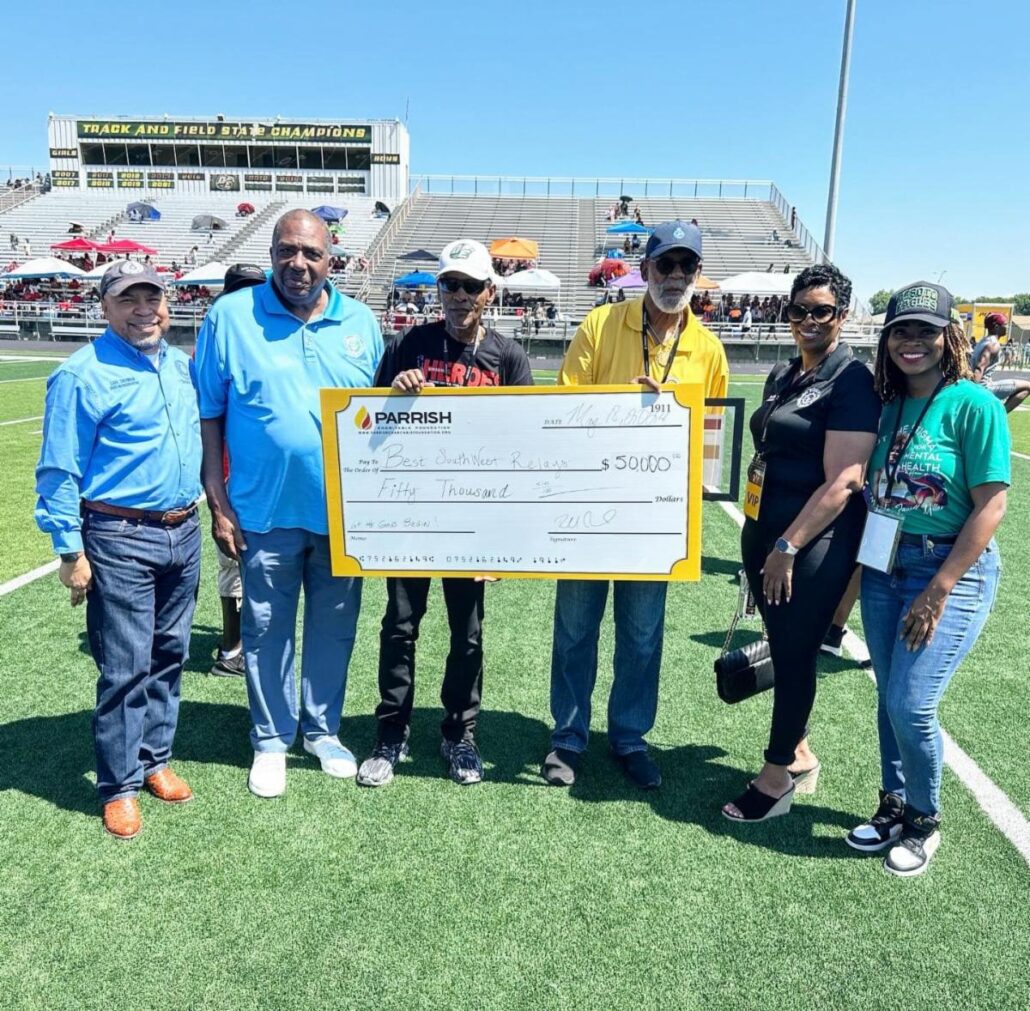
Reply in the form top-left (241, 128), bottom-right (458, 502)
top-left (489, 237), bottom-right (539, 260)
top-left (695, 274), bottom-right (720, 290)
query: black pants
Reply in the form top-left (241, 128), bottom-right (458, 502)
top-left (376, 577), bottom-right (485, 745)
top-left (741, 496), bottom-right (864, 766)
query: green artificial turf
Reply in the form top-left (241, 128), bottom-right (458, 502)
top-left (1005, 407), bottom-right (1030, 456)
top-left (1, 368), bottom-right (1029, 1009)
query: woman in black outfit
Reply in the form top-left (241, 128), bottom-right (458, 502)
top-left (723, 264), bottom-right (881, 822)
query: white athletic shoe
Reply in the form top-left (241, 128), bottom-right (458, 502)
top-left (884, 816), bottom-right (941, 878)
top-left (303, 735), bottom-right (358, 779)
top-left (248, 752), bottom-right (287, 798)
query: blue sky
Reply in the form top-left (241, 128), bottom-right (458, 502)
top-left (6, 0), bottom-right (1026, 302)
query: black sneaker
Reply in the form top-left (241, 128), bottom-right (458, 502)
top-left (846, 790), bottom-right (904, 852)
top-left (210, 650), bottom-right (245, 677)
top-left (356, 739), bottom-right (410, 787)
top-left (541, 747), bottom-right (581, 787)
top-left (820, 624), bottom-right (847, 657)
top-left (441, 738), bottom-right (483, 785)
top-left (613, 749), bottom-right (661, 790)
top-left (884, 811), bottom-right (941, 878)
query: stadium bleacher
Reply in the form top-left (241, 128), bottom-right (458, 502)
top-left (0, 180), bottom-right (828, 344)
top-left (356, 191), bottom-right (814, 324)
top-left (0, 191), bottom-right (389, 274)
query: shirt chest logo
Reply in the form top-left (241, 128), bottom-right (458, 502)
top-left (796, 387), bottom-right (823, 409)
top-left (344, 335), bottom-right (366, 357)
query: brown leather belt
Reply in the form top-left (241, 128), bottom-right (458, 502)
top-left (82, 499), bottom-right (198, 527)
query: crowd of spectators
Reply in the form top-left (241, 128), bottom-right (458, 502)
top-left (492, 257), bottom-right (536, 277)
top-left (692, 292), bottom-right (787, 327)
top-left (5, 173), bottom-right (48, 191)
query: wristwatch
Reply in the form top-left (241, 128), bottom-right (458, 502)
top-left (774, 537), bottom-right (799, 556)
top-left (60, 552), bottom-right (82, 563)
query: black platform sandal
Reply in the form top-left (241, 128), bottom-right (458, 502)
top-left (722, 781), bottom-right (795, 822)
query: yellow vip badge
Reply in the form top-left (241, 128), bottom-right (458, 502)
top-left (744, 456), bottom-right (766, 521)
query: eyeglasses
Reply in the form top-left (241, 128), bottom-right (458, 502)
top-left (786, 302), bottom-right (839, 324)
top-left (439, 277), bottom-right (488, 296)
top-left (653, 255), bottom-right (699, 277)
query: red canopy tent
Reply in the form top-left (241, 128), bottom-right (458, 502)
top-left (96, 239), bottom-right (158, 256)
top-left (51, 237), bottom-right (101, 252)
top-left (588, 259), bottom-right (629, 285)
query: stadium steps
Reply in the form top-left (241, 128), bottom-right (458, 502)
top-left (215, 201), bottom-right (286, 264)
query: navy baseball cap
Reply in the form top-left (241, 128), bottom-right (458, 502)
top-left (883, 281), bottom-right (954, 330)
top-left (644, 220), bottom-right (703, 261)
top-left (99, 260), bottom-right (165, 298)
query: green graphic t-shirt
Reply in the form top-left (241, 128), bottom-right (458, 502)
top-left (867, 379), bottom-right (1011, 535)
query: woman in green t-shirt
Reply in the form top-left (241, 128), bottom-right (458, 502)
top-left (847, 281), bottom-right (1009, 877)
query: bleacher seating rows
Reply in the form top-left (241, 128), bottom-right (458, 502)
top-left (359, 192), bottom-right (814, 322)
top-left (0, 191), bottom-right (389, 275)
top-left (1, 189), bottom-right (813, 324)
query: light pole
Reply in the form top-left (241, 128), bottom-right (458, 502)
top-left (824, 0), bottom-right (857, 262)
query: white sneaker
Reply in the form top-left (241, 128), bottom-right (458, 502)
top-left (303, 735), bottom-right (358, 779)
top-left (248, 752), bottom-right (287, 798)
top-left (884, 827), bottom-right (941, 877)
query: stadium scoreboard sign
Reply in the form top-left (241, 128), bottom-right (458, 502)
top-left (76, 120), bottom-right (373, 143)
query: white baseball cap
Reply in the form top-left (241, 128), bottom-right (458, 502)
top-left (438, 239), bottom-right (496, 284)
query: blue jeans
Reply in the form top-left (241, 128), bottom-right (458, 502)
top-left (240, 528), bottom-right (362, 752)
top-left (549, 579), bottom-right (668, 755)
top-left (861, 538), bottom-right (1000, 817)
top-left (84, 511), bottom-right (201, 804)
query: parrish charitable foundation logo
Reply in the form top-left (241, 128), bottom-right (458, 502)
top-left (353, 405), bottom-right (453, 434)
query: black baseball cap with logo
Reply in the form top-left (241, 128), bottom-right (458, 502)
top-left (883, 281), bottom-right (954, 330)
top-left (221, 263), bottom-right (266, 296)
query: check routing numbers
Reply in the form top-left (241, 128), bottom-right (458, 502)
top-left (326, 387), bottom-right (701, 579)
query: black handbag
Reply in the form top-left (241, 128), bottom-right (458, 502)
top-left (714, 570), bottom-right (776, 704)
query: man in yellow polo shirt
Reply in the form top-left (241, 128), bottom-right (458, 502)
top-left (543, 220), bottom-right (728, 790)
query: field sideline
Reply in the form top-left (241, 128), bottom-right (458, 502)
top-left (1, 354), bottom-right (1029, 1009)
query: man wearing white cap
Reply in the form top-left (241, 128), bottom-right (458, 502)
top-left (356, 239), bottom-right (533, 788)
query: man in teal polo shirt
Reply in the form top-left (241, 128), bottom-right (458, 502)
top-left (195, 209), bottom-right (383, 798)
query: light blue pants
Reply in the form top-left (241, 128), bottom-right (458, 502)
top-left (861, 538), bottom-right (1000, 817)
top-left (241, 528), bottom-right (362, 753)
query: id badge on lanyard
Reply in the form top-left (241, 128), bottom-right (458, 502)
top-left (744, 455), bottom-right (765, 520)
top-left (857, 506), bottom-right (902, 573)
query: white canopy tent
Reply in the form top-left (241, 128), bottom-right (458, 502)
top-left (0, 257), bottom-right (87, 280)
top-left (498, 268), bottom-right (561, 294)
top-left (716, 271), bottom-right (796, 296)
top-left (169, 261), bottom-right (230, 287)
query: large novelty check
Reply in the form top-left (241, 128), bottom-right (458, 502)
top-left (321, 385), bottom-right (704, 581)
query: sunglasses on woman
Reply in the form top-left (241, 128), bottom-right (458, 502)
top-left (786, 303), bottom-right (839, 324)
top-left (439, 277), bottom-right (488, 296)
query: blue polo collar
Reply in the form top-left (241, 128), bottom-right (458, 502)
top-left (97, 327), bottom-right (168, 366)
top-left (258, 279), bottom-right (343, 323)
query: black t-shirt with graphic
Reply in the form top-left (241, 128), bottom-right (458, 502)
top-left (375, 320), bottom-right (534, 388)
top-left (749, 342), bottom-right (881, 506)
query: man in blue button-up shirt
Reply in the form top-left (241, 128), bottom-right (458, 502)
top-left (35, 260), bottom-right (203, 839)
top-left (195, 209), bottom-right (383, 799)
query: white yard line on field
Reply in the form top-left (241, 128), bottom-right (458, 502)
top-left (0, 355), bottom-right (67, 363)
top-left (716, 497), bottom-right (1030, 865)
top-left (0, 415), bottom-right (42, 427)
top-left (0, 560), bottom-right (59, 597)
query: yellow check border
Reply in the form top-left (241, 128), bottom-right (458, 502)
top-left (321, 384), bottom-right (704, 581)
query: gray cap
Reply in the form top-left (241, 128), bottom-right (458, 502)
top-left (99, 260), bottom-right (165, 298)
